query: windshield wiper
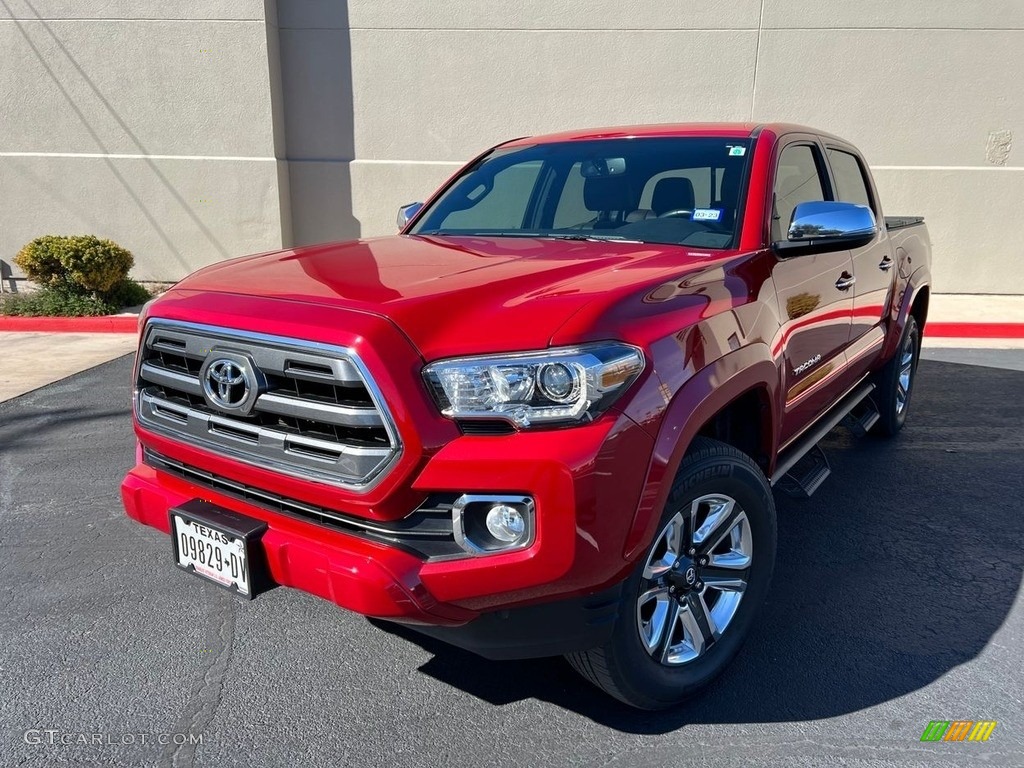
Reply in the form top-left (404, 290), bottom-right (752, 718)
top-left (415, 231), bottom-right (646, 244)
top-left (541, 233), bottom-right (646, 244)
top-left (415, 230), bottom-right (542, 238)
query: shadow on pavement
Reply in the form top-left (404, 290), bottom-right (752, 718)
top-left (375, 359), bottom-right (1024, 731)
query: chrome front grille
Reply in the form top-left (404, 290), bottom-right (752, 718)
top-left (143, 448), bottom-right (461, 560)
top-left (135, 320), bottom-right (401, 489)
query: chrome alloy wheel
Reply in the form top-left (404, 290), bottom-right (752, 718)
top-left (636, 494), bottom-right (752, 666)
top-left (896, 331), bottom-right (916, 415)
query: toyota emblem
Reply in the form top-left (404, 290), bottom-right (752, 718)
top-left (204, 359), bottom-right (250, 410)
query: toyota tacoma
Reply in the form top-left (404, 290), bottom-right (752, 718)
top-left (122, 123), bottom-right (931, 708)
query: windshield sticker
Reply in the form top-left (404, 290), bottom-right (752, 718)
top-left (692, 208), bottom-right (723, 222)
top-left (727, 146), bottom-right (747, 156)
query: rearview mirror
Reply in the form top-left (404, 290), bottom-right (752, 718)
top-left (397, 202), bottom-right (423, 230)
top-left (580, 157), bottom-right (627, 178)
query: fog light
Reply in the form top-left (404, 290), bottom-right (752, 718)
top-left (452, 494), bottom-right (535, 555)
top-left (485, 504), bottom-right (526, 543)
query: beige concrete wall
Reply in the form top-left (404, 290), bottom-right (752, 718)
top-left (0, 0), bottom-right (288, 281)
top-left (2, 1), bottom-right (1022, 293)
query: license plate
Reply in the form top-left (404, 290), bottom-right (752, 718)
top-left (170, 501), bottom-right (268, 599)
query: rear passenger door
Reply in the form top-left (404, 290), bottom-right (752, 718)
top-left (824, 145), bottom-right (893, 375)
top-left (769, 139), bottom-right (855, 446)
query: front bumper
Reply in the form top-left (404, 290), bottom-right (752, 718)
top-left (122, 461), bottom-right (475, 625)
top-left (122, 411), bottom-right (654, 635)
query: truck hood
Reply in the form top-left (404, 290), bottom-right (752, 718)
top-left (169, 235), bottom-right (731, 360)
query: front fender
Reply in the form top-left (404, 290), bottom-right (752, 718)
top-left (622, 343), bottom-right (780, 560)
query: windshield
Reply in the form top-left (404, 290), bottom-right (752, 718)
top-left (410, 137), bottom-right (752, 249)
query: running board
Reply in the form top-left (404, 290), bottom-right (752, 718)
top-left (776, 444), bottom-right (831, 498)
top-left (840, 395), bottom-right (881, 438)
top-left (771, 381), bottom-right (876, 493)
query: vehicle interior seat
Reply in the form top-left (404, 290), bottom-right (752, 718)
top-left (625, 176), bottom-right (698, 223)
top-left (583, 176), bottom-right (637, 229)
top-left (651, 177), bottom-right (696, 216)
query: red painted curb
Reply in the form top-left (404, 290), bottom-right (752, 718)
top-left (927, 322), bottom-right (1024, 339)
top-left (0, 315), bottom-right (138, 333)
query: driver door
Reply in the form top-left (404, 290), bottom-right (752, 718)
top-left (770, 139), bottom-right (855, 446)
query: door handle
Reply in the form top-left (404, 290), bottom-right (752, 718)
top-left (879, 255), bottom-right (893, 271)
top-left (835, 273), bottom-right (856, 291)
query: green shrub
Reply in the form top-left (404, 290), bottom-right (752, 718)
top-left (0, 280), bottom-right (153, 317)
top-left (104, 278), bottom-right (152, 309)
top-left (5, 235), bottom-right (150, 316)
top-left (0, 285), bottom-right (112, 317)
top-left (12, 237), bottom-right (65, 286)
top-left (14, 235), bottom-right (134, 295)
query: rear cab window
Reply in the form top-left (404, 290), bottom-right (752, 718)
top-left (826, 148), bottom-right (874, 211)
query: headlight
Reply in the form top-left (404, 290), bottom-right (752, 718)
top-left (423, 343), bottom-right (645, 428)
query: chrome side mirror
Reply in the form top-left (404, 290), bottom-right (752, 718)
top-left (787, 201), bottom-right (877, 242)
top-left (397, 202), bottom-right (423, 231)
top-left (774, 201), bottom-right (878, 255)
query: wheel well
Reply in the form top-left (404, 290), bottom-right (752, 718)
top-left (910, 286), bottom-right (930, 332)
top-left (695, 387), bottom-right (772, 471)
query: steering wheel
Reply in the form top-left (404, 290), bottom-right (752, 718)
top-left (657, 209), bottom-right (693, 219)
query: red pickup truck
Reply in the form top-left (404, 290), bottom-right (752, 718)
top-left (122, 123), bottom-right (931, 709)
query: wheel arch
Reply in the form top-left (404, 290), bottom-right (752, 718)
top-left (694, 386), bottom-right (773, 472)
top-left (622, 343), bottom-right (779, 561)
top-left (882, 269), bottom-right (931, 361)
top-left (910, 285), bottom-right (930, 332)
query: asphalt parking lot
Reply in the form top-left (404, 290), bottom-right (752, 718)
top-left (1, 351), bottom-right (1022, 768)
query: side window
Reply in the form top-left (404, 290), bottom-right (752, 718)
top-left (439, 161), bottom-right (544, 230)
top-left (772, 144), bottom-right (827, 242)
top-left (827, 149), bottom-right (872, 210)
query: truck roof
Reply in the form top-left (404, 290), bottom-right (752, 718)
top-left (502, 122), bottom-right (839, 147)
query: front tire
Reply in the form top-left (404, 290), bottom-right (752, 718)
top-left (566, 437), bottom-right (776, 709)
